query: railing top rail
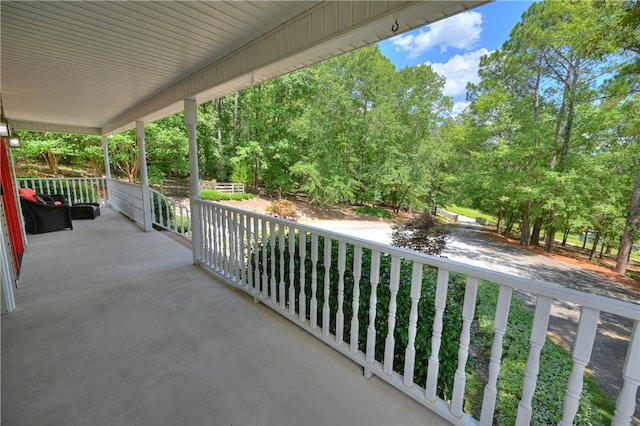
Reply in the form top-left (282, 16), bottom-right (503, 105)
top-left (18, 177), bottom-right (105, 181)
top-left (194, 198), bottom-right (640, 321)
top-left (149, 187), bottom-right (181, 204)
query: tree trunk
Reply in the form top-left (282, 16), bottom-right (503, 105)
top-left (589, 230), bottom-right (601, 261)
top-left (530, 217), bottom-right (543, 246)
top-left (520, 200), bottom-right (531, 247)
top-left (544, 222), bottom-right (556, 252)
top-left (232, 91), bottom-right (239, 156)
top-left (562, 226), bottom-right (569, 246)
top-left (544, 208), bottom-right (556, 252)
top-left (615, 169), bottom-right (640, 274)
top-left (582, 227), bottom-right (589, 250)
top-left (496, 206), bottom-right (504, 235)
top-left (505, 209), bottom-right (519, 236)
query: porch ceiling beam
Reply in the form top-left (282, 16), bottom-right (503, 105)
top-left (9, 120), bottom-right (102, 136)
top-left (102, 0), bottom-right (488, 135)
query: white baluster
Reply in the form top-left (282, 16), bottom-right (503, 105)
top-left (65, 179), bottom-right (72, 203)
top-left (202, 205), bottom-right (209, 266)
top-left (365, 251), bottom-right (381, 378)
top-left (288, 226), bottom-right (296, 315)
top-left (223, 210), bottom-right (230, 275)
top-left (245, 215), bottom-right (254, 291)
top-left (239, 213), bottom-right (247, 287)
top-left (323, 237), bottom-right (332, 336)
top-left (480, 284), bottom-right (513, 425)
top-left (212, 206), bottom-right (219, 268)
top-left (383, 256), bottom-right (401, 375)
top-left (403, 261), bottom-right (423, 387)
top-left (261, 218), bottom-right (268, 298)
top-left (310, 234), bottom-right (319, 329)
top-left (451, 276), bottom-right (479, 417)
top-left (270, 221), bottom-right (277, 303)
top-left (425, 268), bottom-right (449, 401)
top-left (516, 295), bottom-right (552, 425)
top-left (253, 216), bottom-right (260, 297)
top-left (278, 225), bottom-right (286, 309)
top-left (350, 246), bottom-right (363, 353)
top-left (225, 209), bottom-right (231, 274)
top-left (559, 307), bottom-right (599, 426)
top-left (211, 206), bottom-right (218, 268)
top-left (231, 211), bottom-right (240, 283)
top-left (612, 320), bottom-right (640, 425)
top-left (299, 230), bottom-right (307, 321)
top-left (336, 241), bottom-right (346, 344)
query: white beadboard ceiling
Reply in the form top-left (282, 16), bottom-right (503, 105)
top-left (1, 1), bottom-right (489, 135)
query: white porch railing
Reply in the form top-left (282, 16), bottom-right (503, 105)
top-left (192, 199), bottom-right (640, 425)
top-left (107, 179), bottom-right (144, 227)
top-left (18, 177), bottom-right (108, 206)
top-left (150, 188), bottom-right (191, 238)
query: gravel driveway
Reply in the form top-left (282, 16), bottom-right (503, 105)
top-left (308, 218), bottom-right (640, 420)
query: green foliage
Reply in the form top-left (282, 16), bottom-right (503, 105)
top-left (200, 189), bottom-right (253, 202)
top-left (248, 233), bottom-right (465, 400)
top-left (265, 200), bottom-right (299, 222)
top-left (391, 212), bottom-right (450, 256)
top-left (353, 206), bottom-right (393, 219)
top-left (471, 282), bottom-right (610, 424)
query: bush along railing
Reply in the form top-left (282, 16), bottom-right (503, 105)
top-left (18, 177), bottom-right (108, 206)
top-left (150, 188), bottom-right (191, 238)
top-left (193, 200), bottom-right (640, 425)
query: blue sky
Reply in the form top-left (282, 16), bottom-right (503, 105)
top-left (378, 1), bottom-right (534, 115)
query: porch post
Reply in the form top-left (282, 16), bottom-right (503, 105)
top-left (102, 135), bottom-right (111, 178)
top-left (137, 121), bottom-right (153, 232)
top-left (184, 98), bottom-right (202, 264)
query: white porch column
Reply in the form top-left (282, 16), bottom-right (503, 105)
top-left (184, 98), bottom-right (202, 264)
top-left (102, 135), bottom-right (111, 178)
top-left (137, 121), bottom-right (153, 232)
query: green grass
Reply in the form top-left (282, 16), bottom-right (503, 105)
top-left (446, 205), bottom-right (497, 224)
top-left (200, 189), bottom-right (253, 202)
top-left (353, 206), bottom-right (393, 219)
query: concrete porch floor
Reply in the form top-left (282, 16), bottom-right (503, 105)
top-left (2, 208), bottom-right (448, 426)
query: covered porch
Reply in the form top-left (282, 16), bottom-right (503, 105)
top-left (2, 207), bottom-right (445, 425)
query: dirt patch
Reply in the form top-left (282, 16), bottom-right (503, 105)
top-left (218, 193), bottom-right (396, 224)
top-left (483, 230), bottom-right (640, 297)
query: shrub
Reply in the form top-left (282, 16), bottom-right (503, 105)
top-left (265, 199), bottom-right (299, 222)
top-left (353, 206), bottom-right (393, 219)
top-left (391, 212), bottom-right (450, 256)
top-left (200, 189), bottom-right (253, 202)
top-left (248, 233), bottom-right (465, 400)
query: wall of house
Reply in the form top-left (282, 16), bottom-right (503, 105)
top-left (1, 138), bottom-right (22, 312)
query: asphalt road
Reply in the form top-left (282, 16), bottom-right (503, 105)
top-left (309, 218), bottom-right (640, 420)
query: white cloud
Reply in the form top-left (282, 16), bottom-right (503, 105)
top-left (391, 11), bottom-right (483, 57)
top-left (424, 48), bottom-right (491, 98)
top-left (451, 101), bottom-right (471, 116)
